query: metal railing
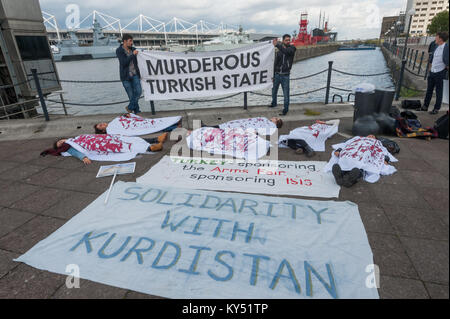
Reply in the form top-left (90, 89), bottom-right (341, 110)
top-left (7, 62), bottom-right (397, 121)
top-left (382, 41), bottom-right (430, 79)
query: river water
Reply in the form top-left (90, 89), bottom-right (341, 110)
top-left (48, 47), bottom-right (394, 115)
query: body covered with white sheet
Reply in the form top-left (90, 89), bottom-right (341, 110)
top-left (106, 114), bottom-right (181, 136)
top-left (279, 120), bottom-right (339, 152)
top-left (186, 127), bottom-right (270, 160)
top-left (64, 134), bottom-right (150, 162)
top-left (324, 136), bottom-right (398, 183)
top-left (219, 117), bottom-right (277, 135)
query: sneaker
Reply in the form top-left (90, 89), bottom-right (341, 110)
top-left (342, 168), bottom-right (362, 187)
top-left (157, 132), bottom-right (169, 143)
top-left (150, 143), bottom-right (163, 152)
top-left (295, 148), bottom-right (304, 154)
top-left (418, 107), bottom-right (428, 112)
top-left (429, 109), bottom-right (439, 115)
top-left (303, 144), bottom-right (315, 158)
top-left (332, 164), bottom-right (344, 186)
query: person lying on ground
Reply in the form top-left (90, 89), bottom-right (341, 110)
top-left (186, 127), bottom-right (270, 160)
top-left (324, 134), bottom-right (398, 187)
top-left (94, 113), bottom-right (182, 136)
top-left (40, 133), bottom-right (168, 164)
top-left (201, 117), bottom-right (282, 135)
top-left (279, 119), bottom-right (340, 152)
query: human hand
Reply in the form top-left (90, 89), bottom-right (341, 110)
top-left (83, 157), bottom-right (92, 165)
top-left (334, 151), bottom-right (340, 157)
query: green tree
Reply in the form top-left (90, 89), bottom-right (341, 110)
top-left (427, 10), bottom-right (449, 34)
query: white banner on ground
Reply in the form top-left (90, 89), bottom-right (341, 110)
top-left (137, 42), bottom-right (274, 100)
top-left (107, 114), bottom-right (181, 136)
top-left (137, 156), bottom-right (340, 198)
top-left (15, 182), bottom-right (378, 299)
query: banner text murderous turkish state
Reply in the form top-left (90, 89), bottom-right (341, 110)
top-left (137, 42), bottom-right (275, 100)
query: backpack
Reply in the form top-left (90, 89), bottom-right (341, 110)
top-left (434, 111), bottom-right (449, 139)
top-left (401, 100), bottom-right (421, 110)
top-left (378, 137), bottom-right (400, 154)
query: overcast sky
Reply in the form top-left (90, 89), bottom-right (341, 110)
top-left (39, 0), bottom-right (408, 40)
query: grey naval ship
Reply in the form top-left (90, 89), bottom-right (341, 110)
top-left (51, 20), bottom-right (119, 61)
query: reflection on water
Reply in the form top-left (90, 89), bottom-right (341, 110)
top-left (49, 47), bottom-right (394, 115)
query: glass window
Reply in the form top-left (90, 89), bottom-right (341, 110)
top-left (15, 36), bottom-right (52, 61)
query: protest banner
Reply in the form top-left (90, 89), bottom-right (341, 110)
top-left (137, 156), bottom-right (340, 198)
top-left (16, 182), bottom-right (378, 299)
top-left (137, 42), bottom-right (274, 100)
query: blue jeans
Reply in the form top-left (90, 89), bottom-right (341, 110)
top-left (122, 75), bottom-right (142, 113)
top-left (271, 73), bottom-right (290, 113)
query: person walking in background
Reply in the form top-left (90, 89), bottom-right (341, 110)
top-left (116, 34), bottom-right (142, 114)
top-left (270, 34), bottom-right (296, 116)
top-left (420, 31), bottom-right (449, 115)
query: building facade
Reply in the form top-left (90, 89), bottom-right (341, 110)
top-left (408, 0), bottom-right (449, 35)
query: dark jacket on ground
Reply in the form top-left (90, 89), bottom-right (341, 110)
top-left (274, 43), bottom-right (296, 75)
top-left (116, 45), bottom-right (141, 81)
top-left (428, 40), bottom-right (449, 68)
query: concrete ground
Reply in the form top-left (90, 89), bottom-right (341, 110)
top-left (0, 102), bottom-right (448, 299)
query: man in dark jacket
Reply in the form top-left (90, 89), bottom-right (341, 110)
top-left (421, 31), bottom-right (449, 115)
top-left (116, 34), bottom-right (142, 114)
top-left (270, 34), bottom-right (296, 115)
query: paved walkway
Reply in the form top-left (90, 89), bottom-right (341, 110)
top-left (0, 108), bottom-right (448, 299)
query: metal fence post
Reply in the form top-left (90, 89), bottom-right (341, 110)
top-left (395, 59), bottom-right (407, 101)
top-left (412, 50), bottom-right (418, 70)
top-left (59, 93), bottom-right (68, 116)
top-left (150, 100), bottom-right (156, 115)
top-left (418, 51), bottom-right (424, 74)
top-left (243, 92), bottom-right (248, 110)
top-left (31, 68), bottom-right (49, 121)
top-left (325, 61), bottom-right (333, 104)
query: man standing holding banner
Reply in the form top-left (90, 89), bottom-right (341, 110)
top-left (116, 34), bottom-right (142, 114)
top-left (270, 34), bottom-right (296, 116)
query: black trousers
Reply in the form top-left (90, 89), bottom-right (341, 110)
top-left (286, 139), bottom-right (309, 150)
top-left (424, 69), bottom-right (447, 111)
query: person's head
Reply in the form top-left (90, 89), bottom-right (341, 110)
top-left (122, 34), bottom-right (133, 48)
top-left (270, 117), bottom-right (283, 129)
top-left (94, 122), bottom-right (108, 134)
top-left (282, 34), bottom-right (291, 46)
top-left (367, 134), bottom-right (377, 139)
top-left (435, 31), bottom-right (448, 45)
top-left (54, 138), bottom-right (68, 149)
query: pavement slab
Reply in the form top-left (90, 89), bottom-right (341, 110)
top-left (0, 111), bottom-right (447, 299)
top-left (52, 279), bottom-right (128, 299)
top-left (399, 237), bottom-right (449, 285)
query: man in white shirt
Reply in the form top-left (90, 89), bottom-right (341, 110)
top-left (421, 31), bottom-right (449, 115)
